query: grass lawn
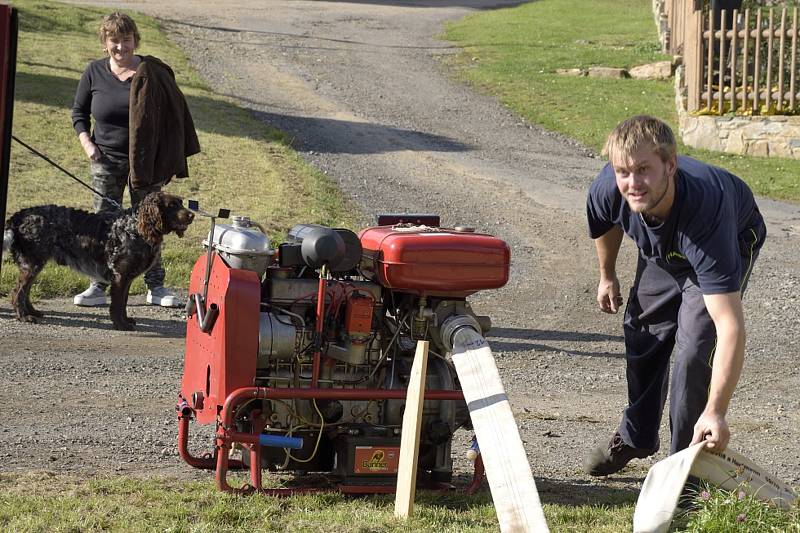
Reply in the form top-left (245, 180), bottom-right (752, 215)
top-left (1, 472), bottom-right (797, 531)
top-left (443, 0), bottom-right (800, 203)
top-left (0, 473), bottom-right (639, 532)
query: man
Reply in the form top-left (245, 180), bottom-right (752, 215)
top-left (583, 116), bottom-right (766, 476)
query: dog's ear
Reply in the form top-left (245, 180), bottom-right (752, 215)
top-left (137, 192), bottom-right (165, 244)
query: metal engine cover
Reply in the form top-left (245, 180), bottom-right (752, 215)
top-left (203, 216), bottom-right (272, 276)
top-left (358, 225), bottom-right (510, 297)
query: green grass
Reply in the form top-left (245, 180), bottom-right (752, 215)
top-left (4, 474), bottom-right (800, 533)
top-left (0, 473), bottom-right (637, 532)
top-left (442, 0), bottom-right (800, 203)
top-left (2, 0), bottom-right (357, 299)
top-left (680, 482), bottom-right (800, 532)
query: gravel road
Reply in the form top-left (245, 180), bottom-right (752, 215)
top-left (4, 0), bottom-right (799, 505)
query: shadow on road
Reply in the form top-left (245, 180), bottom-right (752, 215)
top-left (536, 476), bottom-right (639, 507)
top-left (438, 472), bottom-right (638, 508)
top-left (0, 305), bottom-right (186, 338)
top-left (254, 110), bottom-right (472, 155)
top-left (487, 326), bottom-right (624, 358)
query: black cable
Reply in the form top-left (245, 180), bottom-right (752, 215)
top-left (11, 135), bottom-right (121, 209)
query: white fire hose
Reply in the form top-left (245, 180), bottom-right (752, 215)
top-left (443, 316), bottom-right (550, 532)
top-left (633, 442), bottom-right (798, 532)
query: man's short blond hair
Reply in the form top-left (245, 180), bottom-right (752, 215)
top-left (99, 12), bottom-right (141, 48)
top-left (603, 115), bottom-right (677, 164)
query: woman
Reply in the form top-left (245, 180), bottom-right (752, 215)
top-left (71, 12), bottom-right (196, 308)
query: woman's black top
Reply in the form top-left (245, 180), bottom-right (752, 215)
top-left (72, 57), bottom-right (134, 157)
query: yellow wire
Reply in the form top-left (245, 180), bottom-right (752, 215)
top-left (286, 399), bottom-right (325, 463)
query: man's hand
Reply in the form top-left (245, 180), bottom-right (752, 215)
top-left (597, 275), bottom-right (623, 314)
top-left (691, 410), bottom-right (730, 451)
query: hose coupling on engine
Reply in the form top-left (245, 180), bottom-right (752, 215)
top-left (439, 314), bottom-right (481, 352)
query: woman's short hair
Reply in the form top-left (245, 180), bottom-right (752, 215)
top-left (99, 12), bottom-right (141, 47)
top-left (603, 115), bottom-right (677, 163)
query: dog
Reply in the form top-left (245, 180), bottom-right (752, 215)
top-left (3, 192), bottom-right (194, 330)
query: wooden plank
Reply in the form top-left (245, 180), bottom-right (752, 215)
top-left (742, 8), bottom-right (750, 111)
top-left (791, 7), bottom-right (797, 110)
top-left (674, 0), bottom-right (683, 54)
top-left (730, 9), bottom-right (738, 113)
top-left (452, 328), bottom-right (549, 533)
top-left (778, 7), bottom-right (787, 110)
top-left (664, 0), bottom-right (675, 54)
top-left (766, 8), bottom-right (774, 111)
top-left (754, 8), bottom-right (762, 112)
top-left (718, 9), bottom-right (726, 113)
top-left (687, 5), bottom-right (703, 111)
top-left (394, 340), bottom-right (429, 519)
top-left (707, 8), bottom-right (715, 110)
top-left (696, 8), bottom-right (705, 109)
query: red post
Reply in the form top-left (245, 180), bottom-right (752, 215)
top-left (311, 272), bottom-right (327, 387)
top-left (0, 4), bottom-right (18, 270)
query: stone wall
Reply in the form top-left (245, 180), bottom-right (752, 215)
top-left (675, 67), bottom-right (800, 159)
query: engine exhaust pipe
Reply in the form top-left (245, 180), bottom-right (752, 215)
top-left (190, 293), bottom-right (218, 333)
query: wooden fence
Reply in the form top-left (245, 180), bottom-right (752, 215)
top-left (663, 1), bottom-right (800, 114)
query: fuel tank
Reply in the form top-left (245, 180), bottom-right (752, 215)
top-left (358, 225), bottom-right (510, 297)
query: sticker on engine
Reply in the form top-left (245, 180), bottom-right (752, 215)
top-left (353, 446), bottom-right (400, 474)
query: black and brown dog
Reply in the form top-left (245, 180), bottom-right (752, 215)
top-left (3, 192), bottom-right (194, 330)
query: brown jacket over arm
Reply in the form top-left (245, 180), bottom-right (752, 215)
top-left (129, 55), bottom-right (200, 190)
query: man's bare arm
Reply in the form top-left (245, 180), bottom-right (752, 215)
top-left (691, 292), bottom-right (746, 451)
top-left (594, 226), bottom-right (624, 313)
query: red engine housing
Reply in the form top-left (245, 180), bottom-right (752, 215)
top-left (180, 254), bottom-right (260, 424)
top-left (358, 226), bottom-right (511, 297)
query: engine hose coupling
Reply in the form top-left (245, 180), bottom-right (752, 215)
top-left (439, 314), bottom-right (481, 351)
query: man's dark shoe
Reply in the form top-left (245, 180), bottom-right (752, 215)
top-left (583, 432), bottom-right (656, 476)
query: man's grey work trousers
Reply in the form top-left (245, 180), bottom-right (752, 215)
top-left (618, 226), bottom-right (764, 455)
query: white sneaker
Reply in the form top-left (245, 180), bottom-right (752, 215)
top-left (146, 286), bottom-right (182, 308)
top-left (73, 284), bottom-right (108, 307)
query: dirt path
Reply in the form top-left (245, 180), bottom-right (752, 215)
top-left (4, 0), bottom-right (799, 504)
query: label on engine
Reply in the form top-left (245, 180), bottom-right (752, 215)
top-left (353, 446), bottom-right (400, 474)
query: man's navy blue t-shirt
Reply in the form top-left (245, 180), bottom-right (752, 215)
top-left (586, 155), bottom-right (765, 294)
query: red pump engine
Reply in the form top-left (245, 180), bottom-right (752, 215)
top-left (177, 213), bottom-right (510, 494)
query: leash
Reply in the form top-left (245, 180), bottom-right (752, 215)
top-left (11, 135), bottom-right (122, 210)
